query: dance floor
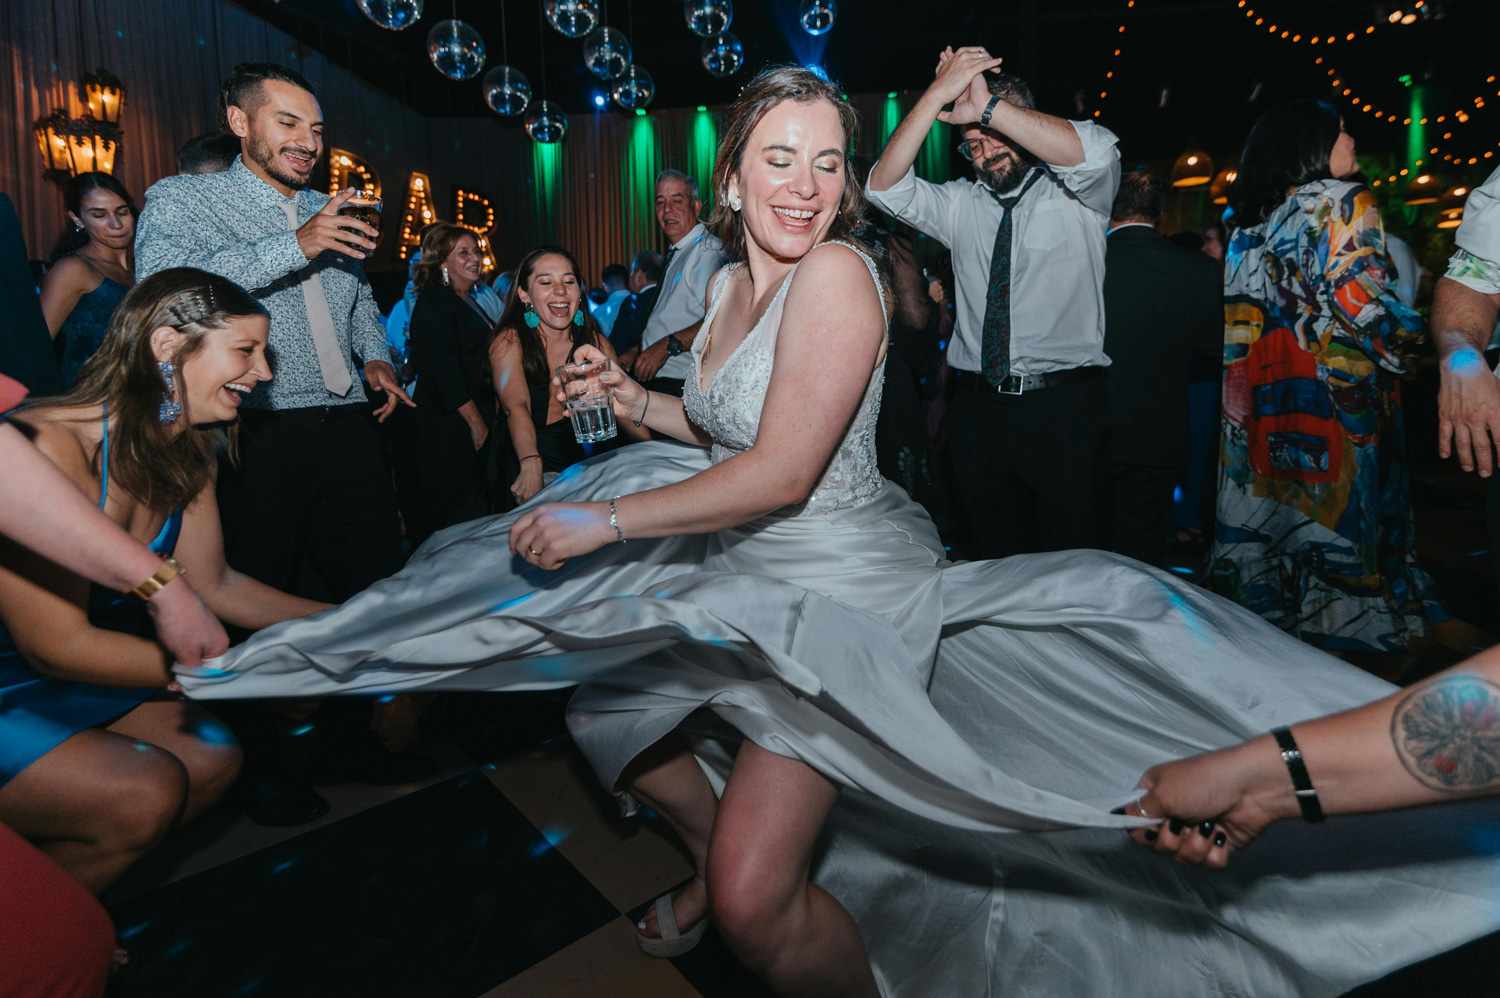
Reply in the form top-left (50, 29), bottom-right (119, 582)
top-left (99, 367), bottom-right (1500, 996)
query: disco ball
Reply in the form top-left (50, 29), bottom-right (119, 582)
top-left (545, 0), bottom-right (599, 39)
top-left (427, 19), bottom-right (485, 79)
top-left (798, 0), bottom-right (836, 35)
top-left (610, 63), bottom-right (654, 111)
top-left (700, 33), bottom-right (743, 78)
top-left (583, 27), bottom-right (631, 80)
top-left (683, 0), bottom-right (732, 38)
top-left (525, 100), bottom-right (569, 143)
top-left (483, 65), bottom-right (532, 116)
top-left (356, 0), bottom-right (422, 30)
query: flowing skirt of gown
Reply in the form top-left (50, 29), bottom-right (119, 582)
top-left (178, 441), bottom-right (1500, 997)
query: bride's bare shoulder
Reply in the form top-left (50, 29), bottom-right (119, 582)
top-left (789, 241), bottom-right (881, 309)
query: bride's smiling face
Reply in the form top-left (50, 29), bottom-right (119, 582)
top-left (729, 98), bottom-right (846, 263)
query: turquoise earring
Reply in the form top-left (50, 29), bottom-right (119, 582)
top-left (523, 303), bottom-right (541, 329)
top-left (573, 307), bottom-right (586, 327)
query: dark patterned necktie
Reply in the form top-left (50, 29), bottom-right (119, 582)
top-left (980, 169), bottom-right (1044, 386)
top-left (642, 245), bottom-right (678, 328)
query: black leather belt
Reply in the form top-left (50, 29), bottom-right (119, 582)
top-left (955, 366), bottom-right (1105, 396)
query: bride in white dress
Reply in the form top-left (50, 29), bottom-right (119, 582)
top-left (180, 67), bottom-right (1500, 996)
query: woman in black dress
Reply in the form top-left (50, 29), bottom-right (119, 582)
top-left (488, 246), bottom-right (645, 510)
top-left (407, 225), bottom-right (497, 542)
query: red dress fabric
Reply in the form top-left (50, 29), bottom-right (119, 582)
top-left (0, 821), bottom-right (113, 998)
top-left (0, 372), bottom-right (27, 412)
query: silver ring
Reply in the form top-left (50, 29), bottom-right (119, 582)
top-left (1135, 799), bottom-right (1153, 821)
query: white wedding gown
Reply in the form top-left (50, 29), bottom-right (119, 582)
top-left (181, 244), bottom-right (1500, 996)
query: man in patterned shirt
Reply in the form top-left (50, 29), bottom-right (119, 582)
top-left (1434, 164), bottom-right (1500, 594)
top-left (136, 63), bottom-right (422, 822)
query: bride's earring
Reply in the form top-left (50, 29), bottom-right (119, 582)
top-left (727, 190), bottom-right (742, 212)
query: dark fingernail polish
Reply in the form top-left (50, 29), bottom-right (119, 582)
top-left (1110, 806), bottom-right (1126, 815)
top-left (1214, 831), bottom-right (1227, 847)
top-left (1144, 828), bottom-right (1158, 842)
top-left (1199, 821), bottom-right (1215, 838)
top-left (1168, 818), bottom-right (1183, 834)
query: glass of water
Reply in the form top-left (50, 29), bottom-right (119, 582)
top-left (556, 358), bottom-right (618, 443)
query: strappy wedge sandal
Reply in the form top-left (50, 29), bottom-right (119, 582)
top-left (636, 890), bottom-right (711, 957)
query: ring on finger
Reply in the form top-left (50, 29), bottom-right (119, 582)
top-left (1134, 799), bottom-right (1153, 821)
top-left (529, 547), bottom-right (540, 556)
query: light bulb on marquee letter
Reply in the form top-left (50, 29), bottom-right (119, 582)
top-left (399, 172), bottom-right (437, 262)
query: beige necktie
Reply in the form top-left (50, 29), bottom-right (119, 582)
top-left (283, 200), bottom-right (354, 396)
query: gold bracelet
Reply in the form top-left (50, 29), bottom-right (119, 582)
top-left (130, 557), bottom-right (185, 602)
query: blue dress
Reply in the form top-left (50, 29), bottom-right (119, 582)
top-left (56, 260), bottom-right (130, 389)
top-left (0, 411), bottom-right (183, 785)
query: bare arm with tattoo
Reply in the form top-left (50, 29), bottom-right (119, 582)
top-left (1124, 646), bottom-right (1500, 869)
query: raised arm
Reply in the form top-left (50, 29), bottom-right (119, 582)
top-left (172, 475), bottom-right (332, 630)
top-left (869, 46), bottom-right (1003, 194)
top-left (510, 244), bottom-right (884, 567)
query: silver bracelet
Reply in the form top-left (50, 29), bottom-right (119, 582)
top-left (609, 497), bottom-right (626, 543)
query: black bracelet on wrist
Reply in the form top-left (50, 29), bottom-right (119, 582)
top-left (633, 391), bottom-right (651, 428)
top-left (1271, 726), bottom-right (1325, 824)
top-left (980, 94), bottom-right (1002, 129)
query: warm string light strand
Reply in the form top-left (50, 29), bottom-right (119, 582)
top-left (1233, 0), bottom-right (1423, 46)
top-left (1092, 0), bottom-right (1135, 119)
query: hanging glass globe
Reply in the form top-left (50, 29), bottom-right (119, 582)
top-left (583, 27), bottom-right (631, 80)
top-left (700, 33), bottom-right (743, 78)
top-left (525, 100), bottom-right (568, 143)
top-left (356, 0), bottom-right (423, 30)
top-left (483, 65), bottom-right (532, 116)
top-left (544, 0), bottom-right (599, 39)
top-left (683, 0), bottom-right (732, 38)
top-left (427, 19), bottom-right (485, 79)
top-left (610, 63), bottom-right (654, 110)
top-left (798, 0), bottom-right (836, 36)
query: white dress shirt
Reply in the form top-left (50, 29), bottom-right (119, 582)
top-left (592, 288), bottom-right (632, 336)
top-left (642, 221), bottom-right (729, 381)
top-left (1443, 164), bottom-right (1500, 370)
top-left (867, 119), bottom-right (1121, 376)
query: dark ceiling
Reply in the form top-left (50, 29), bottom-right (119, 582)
top-left (229, 0), bottom-right (1495, 159)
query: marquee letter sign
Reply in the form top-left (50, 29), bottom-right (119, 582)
top-left (454, 186), bottom-right (497, 272)
top-left (327, 148), bottom-right (381, 198)
top-left (398, 172), bottom-right (436, 262)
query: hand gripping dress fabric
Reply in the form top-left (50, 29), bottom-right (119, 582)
top-left (177, 242), bottom-right (1500, 997)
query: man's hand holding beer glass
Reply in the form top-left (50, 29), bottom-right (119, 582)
top-left (296, 187), bottom-right (378, 261)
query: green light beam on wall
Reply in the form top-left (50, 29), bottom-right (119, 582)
top-left (880, 94), bottom-right (902, 148)
top-left (688, 109), bottom-right (719, 212)
top-left (533, 139), bottom-right (562, 238)
top-left (622, 113), bottom-right (661, 253)
top-left (916, 118), bottom-right (950, 184)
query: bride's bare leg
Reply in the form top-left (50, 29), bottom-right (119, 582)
top-left (708, 741), bottom-right (878, 998)
top-left (621, 733), bottom-right (718, 936)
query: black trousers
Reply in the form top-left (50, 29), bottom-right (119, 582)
top-left (945, 375), bottom-right (1112, 559)
top-left (219, 404), bottom-right (403, 604)
top-left (1111, 463), bottom-right (1179, 569)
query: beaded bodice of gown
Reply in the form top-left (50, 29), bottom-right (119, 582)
top-left (682, 241), bottom-right (887, 517)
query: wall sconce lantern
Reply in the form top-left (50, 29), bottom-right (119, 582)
top-left (80, 69), bottom-right (126, 127)
top-left (35, 69), bottom-right (126, 183)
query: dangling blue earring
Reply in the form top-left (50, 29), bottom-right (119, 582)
top-left (523, 303), bottom-right (541, 329)
top-left (573, 307), bottom-right (586, 327)
top-left (158, 361), bottom-right (181, 423)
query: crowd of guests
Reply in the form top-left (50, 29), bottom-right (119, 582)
top-left (4, 47), bottom-right (1500, 995)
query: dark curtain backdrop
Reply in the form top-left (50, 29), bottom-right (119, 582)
top-left (3, 0), bottom-right (955, 292)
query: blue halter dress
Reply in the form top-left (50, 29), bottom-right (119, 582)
top-left (0, 411), bottom-right (183, 785)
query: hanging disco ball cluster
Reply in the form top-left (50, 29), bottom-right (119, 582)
top-left (355, 0), bottom-right (843, 139)
top-left (684, 0), bottom-right (742, 78)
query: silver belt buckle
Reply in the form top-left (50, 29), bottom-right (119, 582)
top-left (998, 374), bottom-right (1026, 395)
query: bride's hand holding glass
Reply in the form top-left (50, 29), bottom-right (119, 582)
top-left (555, 343), bottom-right (649, 426)
top-left (508, 500), bottom-right (617, 571)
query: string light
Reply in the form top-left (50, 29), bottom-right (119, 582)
top-left (1094, 0), bottom-right (1136, 119)
top-left (1236, 3), bottom-right (1382, 46)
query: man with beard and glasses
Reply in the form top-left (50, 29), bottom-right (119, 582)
top-left (869, 47), bottom-right (1121, 559)
top-left (135, 63), bottom-right (429, 827)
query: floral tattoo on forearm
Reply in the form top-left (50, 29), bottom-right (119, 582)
top-left (1391, 675), bottom-right (1500, 793)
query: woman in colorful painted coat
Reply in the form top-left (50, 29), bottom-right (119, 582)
top-left (1210, 99), bottom-right (1444, 653)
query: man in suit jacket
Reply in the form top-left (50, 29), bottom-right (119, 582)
top-left (609, 249), bottom-right (663, 360)
top-left (1103, 169), bottom-right (1222, 568)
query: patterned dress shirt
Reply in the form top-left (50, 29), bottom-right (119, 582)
top-left (135, 156), bottom-right (387, 410)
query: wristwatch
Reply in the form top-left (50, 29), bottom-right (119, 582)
top-left (665, 335), bottom-right (684, 357)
